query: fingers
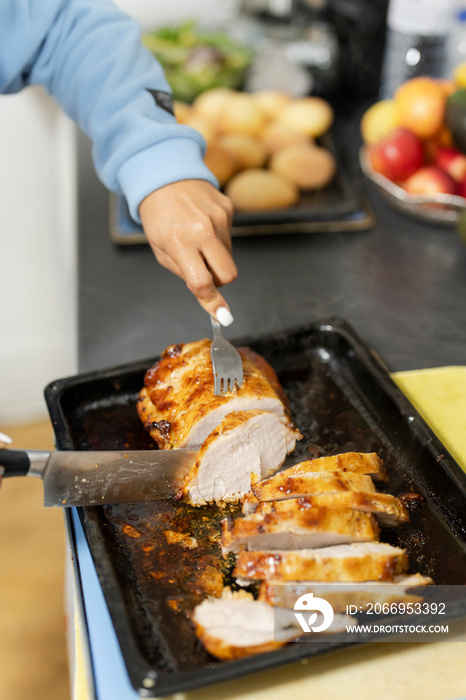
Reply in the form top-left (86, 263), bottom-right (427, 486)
top-left (175, 246), bottom-right (236, 321)
top-left (139, 181), bottom-right (238, 322)
top-left (149, 246), bottom-right (184, 280)
top-left (203, 236), bottom-right (238, 288)
top-left (151, 234), bottom-right (237, 322)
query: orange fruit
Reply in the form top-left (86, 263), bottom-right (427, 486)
top-left (394, 77), bottom-right (446, 139)
top-left (437, 79), bottom-right (456, 97)
top-left (434, 124), bottom-right (455, 149)
top-left (360, 99), bottom-right (400, 144)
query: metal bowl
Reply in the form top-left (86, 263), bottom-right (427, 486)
top-left (359, 147), bottom-right (466, 226)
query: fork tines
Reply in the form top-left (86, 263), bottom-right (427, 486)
top-left (210, 317), bottom-right (243, 397)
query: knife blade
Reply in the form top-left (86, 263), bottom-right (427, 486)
top-left (0, 448), bottom-right (197, 507)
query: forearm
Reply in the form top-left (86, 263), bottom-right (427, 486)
top-left (27, 0), bottom-right (217, 218)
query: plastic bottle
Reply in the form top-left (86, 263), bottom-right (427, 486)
top-left (380, 0), bottom-right (456, 98)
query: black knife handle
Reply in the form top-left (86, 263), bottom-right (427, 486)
top-left (0, 449), bottom-right (31, 477)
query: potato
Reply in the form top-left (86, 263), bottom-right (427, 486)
top-left (217, 134), bottom-right (267, 170)
top-left (275, 97), bottom-right (334, 137)
top-left (193, 87), bottom-right (235, 123)
top-left (204, 143), bottom-right (238, 187)
top-left (252, 89), bottom-right (292, 120)
top-left (270, 143), bottom-right (336, 190)
top-left (225, 169), bottom-right (299, 211)
top-left (173, 100), bottom-right (192, 124)
top-left (217, 92), bottom-right (266, 136)
top-left (260, 122), bottom-right (311, 156)
top-left (183, 113), bottom-right (217, 144)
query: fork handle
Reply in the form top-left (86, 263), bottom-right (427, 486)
top-left (210, 316), bottom-right (222, 339)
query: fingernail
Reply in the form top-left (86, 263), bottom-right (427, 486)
top-left (0, 432), bottom-right (12, 445)
top-left (216, 307), bottom-right (234, 326)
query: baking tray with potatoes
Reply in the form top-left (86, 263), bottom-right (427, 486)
top-left (110, 89), bottom-right (375, 242)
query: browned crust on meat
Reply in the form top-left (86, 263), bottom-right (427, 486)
top-left (238, 346), bottom-right (291, 411)
top-left (242, 492), bottom-right (261, 514)
top-left (233, 547), bottom-right (409, 582)
top-left (258, 575), bottom-right (431, 610)
top-left (264, 453), bottom-right (387, 481)
top-left (137, 339), bottom-right (295, 449)
top-left (191, 587), bottom-right (292, 660)
top-left (251, 493), bottom-right (409, 527)
top-left (252, 471), bottom-right (376, 501)
top-left (193, 623), bottom-right (287, 660)
top-left (221, 508), bottom-right (380, 553)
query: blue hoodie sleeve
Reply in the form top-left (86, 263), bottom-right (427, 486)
top-left (0, 0), bottom-right (218, 221)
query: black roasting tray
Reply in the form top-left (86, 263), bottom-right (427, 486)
top-left (45, 318), bottom-right (466, 697)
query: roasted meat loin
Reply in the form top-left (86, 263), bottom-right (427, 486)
top-left (244, 492), bottom-right (409, 528)
top-left (137, 339), bottom-right (301, 505)
top-left (265, 452), bottom-right (388, 481)
top-left (191, 450), bottom-right (433, 659)
top-left (192, 586), bottom-right (355, 660)
top-left (233, 542), bottom-right (410, 583)
top-left (181, 409), bottom-right (298, 505)
top-left (191, 587), bottom-right (299, 660)
top-left (258, 573), bottom-right (433, 611)
top-left (221, 507), bottom-right (380, 554)
top-left (250, 468), bottom-right (377, 502)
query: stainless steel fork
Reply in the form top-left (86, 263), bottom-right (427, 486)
top-left (210, 317), bottom-right (243, 395)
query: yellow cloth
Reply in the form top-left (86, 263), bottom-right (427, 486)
top-left (72, 368), bottom-right (466, 700)
top-left (392, 366), bottom-right (466, 472)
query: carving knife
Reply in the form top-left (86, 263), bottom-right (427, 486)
top-left (0, 448), bottom-right (197, 507)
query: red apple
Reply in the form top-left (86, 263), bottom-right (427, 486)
top-left (457, 177), bottom-right (466, 199)
top-left (402, 165), bottom-right (458, 196)
top-left (434, 147), bottom-right (466, 182)
top-left (368, 128), bottom-right (425, 182)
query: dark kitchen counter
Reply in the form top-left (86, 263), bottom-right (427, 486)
top-left (77, 112), bottom-right (466, 375)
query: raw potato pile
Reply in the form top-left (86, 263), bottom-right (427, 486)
top-left (174, 88), bottom-right (336, 211)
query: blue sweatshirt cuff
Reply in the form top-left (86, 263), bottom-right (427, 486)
top-left (117, 136), bottom-right (219, 223)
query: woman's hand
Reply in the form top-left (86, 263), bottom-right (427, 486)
top-left (139, 180), bottom-right (237, 324)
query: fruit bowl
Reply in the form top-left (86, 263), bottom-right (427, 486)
top-left (359, 147), bottom-right (466, 226)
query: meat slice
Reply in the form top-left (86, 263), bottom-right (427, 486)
top-left (192, 587), bottom-right (354, 659)
top-left (137, 340), bottom-right (298, 450)
top-left (249, 492), bottom-right (409, 528)
top-left (233, 542), bottom-right (409, 582)
top-left (258, 573), bottom-right (433, 610)
top-left (221, 507), bottom-right (380, 554)
top-left (274, 452), bottom-right (387, 481)
top-left (251, 471), bottom-right (376, 502)
top-left (180, 410), bottom-right (300, 505)
top-left (192, 587), bottom-right (300, 660)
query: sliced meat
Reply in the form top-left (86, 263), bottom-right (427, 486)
top-left (251, 471), bottom-right (376, 502)
top-left (192, 587), bottom-right (300, 660)
top-left (276, 452), bottom-right (387, 481)
top-left (138, 340), bottom-right (299, 450)
top-left (250, 492), bottom-right (409, 528)
top-left (221, 507), bottom-right (380, 554)
top-left (233, 542), bottom-right (409, 583)
top-left (242, 492), bottom-right (262, 515)
top-left (259, 573), bottom-right (434, 610)
top-left (180, 410), bottom-right (300, 506)
top-left (191, 587), bottom-right (354, 659)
